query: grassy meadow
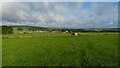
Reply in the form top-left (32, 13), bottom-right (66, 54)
top-left (2, 32), bottom-right (118, 66)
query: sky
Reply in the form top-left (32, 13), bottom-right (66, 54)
top-left (1, 2), bottom-right (118, 28)
top-left (1, 0), bottom-right (120, 2)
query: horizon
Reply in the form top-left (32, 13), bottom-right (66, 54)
top-left (0, 25), bottom-right (119, 29)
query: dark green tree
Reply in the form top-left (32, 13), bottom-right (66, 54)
top-left (2, 26), bottom-right (13, 34)
top-left (17, 27), bottom-right (23, 30)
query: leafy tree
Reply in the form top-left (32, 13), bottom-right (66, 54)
top-left (2, 26), bottom-right (13, 34)
top-left (17, 27), bottom-right (23, 30)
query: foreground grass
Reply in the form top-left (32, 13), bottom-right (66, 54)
top-left (2, 34), bottom-right (118, 66)
top-left (0, 39), bottom-right (2, 67)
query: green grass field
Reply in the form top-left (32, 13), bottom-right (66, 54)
top-left (2, 33), bottom-right (118, 66)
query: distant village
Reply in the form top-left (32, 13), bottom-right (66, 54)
top-left (0, 25), bottom-right (119, 35)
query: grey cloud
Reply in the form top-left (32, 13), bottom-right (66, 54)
top-left (1, 2), bottom-right (118, 28)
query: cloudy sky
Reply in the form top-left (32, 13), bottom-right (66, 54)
top-left (1, 2), bottom-right (118, 28)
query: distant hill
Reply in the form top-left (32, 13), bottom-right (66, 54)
top-left (0, 25), bottom-right (119, 32)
